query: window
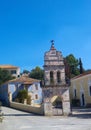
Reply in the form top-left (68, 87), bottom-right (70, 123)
top-left (35, 84), bottom-right (38, 90)
top-left (57, 71), bottom-right (61, 83)
top-left (11, 70), bottom-right (16, 74)
top-left (89, 86), bottom-right (91, 96)
top-left (9, 84), bottom-right (16, 93)
top-left (35, 94), bottom-right (38, 99)
top-left (50, 71), bottom-right (54, 84)
top-left (74, 89), bottom-right (77, 98)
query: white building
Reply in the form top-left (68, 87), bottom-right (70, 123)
top-left (0, 76), bottom-right (42, 105)
top-left (0, 65), bottom-right (20, 77)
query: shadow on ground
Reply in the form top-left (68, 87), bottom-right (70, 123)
top-left (71, 113), bottom-right (91, 119)
top-left (72, 108), bottom-right (91, 119)
top-left (3, 113), bottom-right (41, 117)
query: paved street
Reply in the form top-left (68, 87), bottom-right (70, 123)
top-left (0, 107), bottom-right (91, 130)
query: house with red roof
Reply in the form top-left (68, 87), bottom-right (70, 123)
top-left (0, 76), bottom-right (42, 105)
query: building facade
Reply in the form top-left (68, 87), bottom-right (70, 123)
top-left (0, 76), bottom-right (42, 105)
top-left (43, 42), bottom-right (71, 116)
top-left (70, 71), bottom-right (91, 107)
top-left (0, 65), bottom-right (20, 77)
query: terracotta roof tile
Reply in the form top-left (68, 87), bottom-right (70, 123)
top-left (0, 65), bottom-right (19, 69)
top-left (4, 76), bottom-right (40, 85)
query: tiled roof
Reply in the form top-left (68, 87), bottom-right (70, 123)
top-left (0, 65), bottom-right (19, 69)
top-left (71, 71), bottom-right (91, 80)
top-left (5, 76), bottom-right (40, 85)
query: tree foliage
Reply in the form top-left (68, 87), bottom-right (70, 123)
top-left (29, 66), bottom-right (44, 80)
top-left (0, 69), bottom-right (13, 85)
top-left (22, 70), bottom-right (30, 74)
top-left (17, 90), bottom-right (28, 103)
top-left (79, 58), bottom-right (84, 74)
top-left (65, 54), bottom-right (80, 78)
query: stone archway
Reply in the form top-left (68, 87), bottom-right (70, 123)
top-left (51, 96), bottom-right (62, 107)
top-left (43, 86), bottom-right (71, 116)
top-left (51, 95), bottom-right (63, 116)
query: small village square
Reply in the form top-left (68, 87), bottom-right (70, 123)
top-left (0, 43), bottom-right (91, 130)
top-left (0, 0), bottom-right (91, 130)
top-left (0, 106), bottom-right (91, 130)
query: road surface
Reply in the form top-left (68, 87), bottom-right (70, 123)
top-left (0, 107), bottom-right (91, 130)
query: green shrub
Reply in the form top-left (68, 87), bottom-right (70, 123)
top-left (17, 90), bottom-right (28, 103)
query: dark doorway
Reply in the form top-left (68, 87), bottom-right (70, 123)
top-left (82, 93), bottom-right (85, 106)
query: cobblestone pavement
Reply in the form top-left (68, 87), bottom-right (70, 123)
top-left (0, 107), bottom-right (91, 130)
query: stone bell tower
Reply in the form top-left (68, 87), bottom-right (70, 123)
top-left (44, 40), bottom-right (65, 86)
top-left (43, 41), bottom-right (71, 116)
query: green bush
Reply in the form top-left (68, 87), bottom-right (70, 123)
top-left (17, 90), bottom-right (28, 103)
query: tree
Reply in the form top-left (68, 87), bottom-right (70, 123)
top-left (29, 66), bottom-right (44, 80)
top-left (65, 54), bottom-right (80, 78)
top-left (0, 69), bottom-right (13, 85)
top-left (79, 58), bottom-right (84, 74)
top-left (22, 70), bottom-right (30, 74)
top-left (17, 90), bottom-right (28, 103)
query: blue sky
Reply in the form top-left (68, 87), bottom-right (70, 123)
top-left (0, 0), bottom-right (91, 71)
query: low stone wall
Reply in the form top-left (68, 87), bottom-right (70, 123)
top-left (10, 102), bottom-right (44, 115)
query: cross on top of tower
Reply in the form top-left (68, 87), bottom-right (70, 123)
top-left (51, 40), bottom-right (54, 45)
top-left (50, 40), bottom-right (55, 50)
